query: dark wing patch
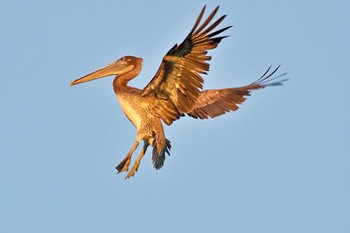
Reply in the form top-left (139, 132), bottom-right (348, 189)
top-left (187, 66), bottom-right (288, 119)
top-left (141, 6), bottom-right (231, 125)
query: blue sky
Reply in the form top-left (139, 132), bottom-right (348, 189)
top-left (1, 0), bottom-right (349, 232)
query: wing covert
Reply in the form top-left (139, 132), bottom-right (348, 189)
top-left (140, 6), bottom-right (231, 125)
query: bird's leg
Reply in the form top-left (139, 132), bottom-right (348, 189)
top-left (116, 140), bottom-right (140, 173)
top-left (126, 142), bottom-right (150, 179)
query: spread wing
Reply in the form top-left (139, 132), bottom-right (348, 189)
top-left (187, 66), bottom-right (288, 119)
top-left (140, 5), bottom-right (231, 125)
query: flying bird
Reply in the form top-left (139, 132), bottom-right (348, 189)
top-left (70, 6), bottom-right (287, 179)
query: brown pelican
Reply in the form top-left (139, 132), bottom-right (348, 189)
top-left (70, 6), bottom-right (287, 179)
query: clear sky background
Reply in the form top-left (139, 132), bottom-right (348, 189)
top-left (1, 0), bottom-right (349, 232)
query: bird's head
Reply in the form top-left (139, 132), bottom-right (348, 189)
top-left (70, 56), bottom-right (142, 86)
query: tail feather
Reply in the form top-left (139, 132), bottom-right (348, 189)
top-left (152, 139), bottom-right (171, 170)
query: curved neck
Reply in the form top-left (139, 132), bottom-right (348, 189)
top-left (113, 59), bottom-right (142, 92)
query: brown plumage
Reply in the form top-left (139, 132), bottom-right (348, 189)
top-left (70, 6), bottom-right (287, 179)
top-left (141, 6), bottom-right (232, 125)
top-left (187, 65), bottom-right (285, 119)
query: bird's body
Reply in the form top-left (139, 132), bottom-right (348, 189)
top-left (71, 6), bottom-right (287, 178)
top-left (116, 85), bottom-right (144, 129)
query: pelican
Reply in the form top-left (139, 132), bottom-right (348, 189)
top-left (71, 6), bottom-right (287, 179)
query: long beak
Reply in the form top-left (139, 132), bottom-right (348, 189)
top-left (70, 60), bottom-right (134, 86)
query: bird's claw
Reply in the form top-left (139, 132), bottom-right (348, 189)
top-left (125, 161), bottom-right (140, 179)
top-left (116, 157), bottom-right (131, 173)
